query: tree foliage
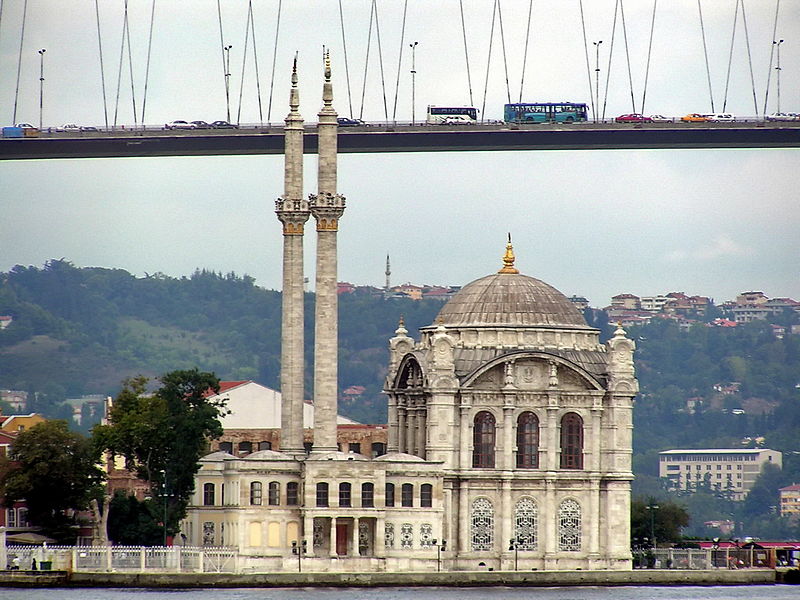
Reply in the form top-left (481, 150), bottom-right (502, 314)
top-left (92, 369), bottom-right (228, 540)
top-left (1, 420), bottom-right (104, 542)
top-left (631, 497), bottom-right (690, 545)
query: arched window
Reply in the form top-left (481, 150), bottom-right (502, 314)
top-left (558, 499), bottom-right (582, 551)
top-left (420, 483), bottom-right (433, 507)
top-left (203, 483), bottom-right (215, 506)
top-left (286, 481), bottom-right (299, 505)
top-left (339, 482), bottom-right (352, 507)
top-left (385, 483), bottom-right (395, 507)
top-left (361, 482), bottom-right (374, 508)
top-left (514, 497), bottom-right (538, 550)
top-left (401, 483), bottom-right (414, 507)
top-left (470, 497), bottom-right (494, 551)
top-left (250, 481), bottom-right (262, 505)
top-left (268, 481), bottom-right (280, 505)
top-left (238, 441), bottom-right (252, 454)
top-left (316, 482), bottom-right (329, 507)
top-left (258, 441), bottom-right (272, 451)
top-left (560, 412), bottom-right (584, 469)
top-left (516, 412), bottom-right (539, 468)
top-left (218, 441), bottom-right (233, 453)
top-left (472, 411), bottom-right (496, 468)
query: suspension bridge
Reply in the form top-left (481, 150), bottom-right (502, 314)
top-left (0, 1), bottom-right (797, 160)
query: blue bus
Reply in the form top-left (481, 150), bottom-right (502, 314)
top-left (504, 102), bottom-right (588, 124)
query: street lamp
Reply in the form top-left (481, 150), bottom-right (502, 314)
top-left (592, 41), bottom-right (602, 122)
top-left (223, 44), bottom-right (233, 123)
top-left (508, 538), bottom-right (520, 571)
top-left (646, 502), bottom-right (659, 554)
top-left (291, 539), bottom-right (307, 572)
top-left (432, 538), bottom-right (447, 572)
top-left (159, 469), bottom-right (174, 547)
top-left (410, 41), bottom-right (419, 125)
top-left (38, 49), bottom-right (46, 130)
top-left (711, 537), bottom-right (720, 569)
top-left (774, 39), bottom-right (785, 113)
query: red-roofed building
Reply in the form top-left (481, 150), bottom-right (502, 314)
top-left (779, 483), bottom-right (800, 517)
top-left (0, 316), bottom-right (12, 329)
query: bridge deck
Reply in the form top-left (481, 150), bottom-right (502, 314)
top-left (1, 123), bottom-right (799, 160)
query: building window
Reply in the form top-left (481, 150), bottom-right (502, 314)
top-left (385, 522), bottom-right (394, 548)
top-left (238, 441), bottom-right (252, 454)
top-left (349, 443), bottom-right (361, 454)
top-left (372, 442), bottom-right (387, 457)
top-left (339, 482), bottom-right (352, 507)
top-left (516, 412), bottom-right (539, 468)
top-left (286, 482), bottom-right (299, 506)
top-left (473, 411), bottom-right (496, 468)
top-left (514, 497), bottom-right (538, 550)
top-left (558, 498), bottom-right (582, 551)
top-left (401, 483), bottom-right (414, 507)
top-left (362, 482), bottom-right (375, 508)
top-left (203, 522), bottom-right (215, 546)
top-left (17, 508), bottom-right (27, 527)
top-left (559, 413), bottom-right (584, 469)
top-left (420, 523), bottom-right (433, 549)
top-left (385, 483), bottom-right (395, 507)
top-left (6, 508), bottom-right (16, 528)
top-left (203, 483), bottom-right (215, 506)
top-left (219, 441), bottom-right (233, 453)
top-left (420, 483), bottom-right (433, 507)
top-left (471, 497), bottom-right (494, 551)
top-left (250, 481), bottom-right (263, 505)
top-left (268, 481), bottom-right (280, 506)
top-left (400, 523), bottom-right (413, 549)
top-left (316, 482), bottom-right (329, 507)
top-left (258, 441), bottom-right (272, 451)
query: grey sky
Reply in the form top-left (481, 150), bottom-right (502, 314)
top-left (1, 1), bottom-right (798, 307)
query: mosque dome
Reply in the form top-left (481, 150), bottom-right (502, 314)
top-left (435, 238), bottom-right (588, 329)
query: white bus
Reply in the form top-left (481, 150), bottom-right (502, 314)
top-left (426, 106), bottom-right (478, 125)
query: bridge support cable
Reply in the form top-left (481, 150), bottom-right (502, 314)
top-left (338, 0), bottom-right (355, 118)
top-left (216, 0), bottom-right (230, 123)
top-left (578, 0), bottom-right (596, 120)
top-left (372, 0), bottom-right (389, 122)
top-left (113, 1), bottom-right (138, 129)
top-left (518, 0), bottom-right (534, 103)
top-left (125, 2), bottom-right (138, 128)
top-left (739, 1), bottom-right (760, 116)
top-left (601, 0), bottom-right (621, 121)
top-left (391, 0), bottom-right (408, 122)
top-left (12, 0), bottom-right (28, 125)
top-left (141, 0), bottom-right (157, 130)
top-left (266, 0), bottom-right (282, 124)
top-left (358, 0), bottom-right (376, 120)
top-left (94, 1), bottom-right (110, 130)
top-left (618, 0), bottom-right (637, 114)
top-left (248, 0), bottom-right (265, 126)
top-left (458, 0), bottom-right (474, 107)
top-left (762, 0), bottom-right (780, 116)
top-left (697, 0), bottom-right (715, 112)
top-left (496, 0), bottom-right (512, 105)
top-left (235, 1), bottom-right (254, 126)
top-left (640, 0), bottom-right (658, 117)
top-left (481, 0), bottom-right (499, 123)
top-left (722, 0), bottom-right (740, 112)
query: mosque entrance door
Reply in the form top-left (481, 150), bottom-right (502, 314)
top-left (336, 523), bottom-right (349, 555)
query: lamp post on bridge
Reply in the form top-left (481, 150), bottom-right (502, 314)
top-left (224, 44), bottom-right (233, 124)
top-left (410, 41), bottom-right (419, 125)
top-left (38, 49), bottom-right (46, 130)
top-left (774, 39), bottom-right (785, 113)
top-left (592, 40), bottom-right (602, 122)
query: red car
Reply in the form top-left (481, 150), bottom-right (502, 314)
top-left (615, 113), bottom-right (652, 123)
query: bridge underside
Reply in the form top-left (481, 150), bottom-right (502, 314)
top-left (1, 125), bottom-right (799, 160)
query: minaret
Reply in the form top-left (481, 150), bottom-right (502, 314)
top-left (385, 254), bottom-right (391, 292)
top-left (309, 49), bottom-right (346, 452)
top-left (274, 55), bottom-right (309, 455)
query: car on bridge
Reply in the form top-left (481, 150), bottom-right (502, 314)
top-left (706, 113), bottom-right (736, 122)
top-left (57, 124), bottom-right (82, 133)
top-left (766, 112), bottom-right (799, 122)
top-left (210, 120), bottom-right (238, 129)
top-left (615, 114), bottom-right (652, 123)
top-left (191, 120), bottom-right (211, 129)
top-left (681, 113), bottom-right (709, 122)
top-left (165, 120), bottom-right (196, 130)
top-left (649, 115), bottom-right (672, 123)
top-left (337, 117), bottom-right (365, 127)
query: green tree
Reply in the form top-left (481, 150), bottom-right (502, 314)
top-left (106, 491), bottom-right (163, 546)
top-left (631, 497), bottom-right (690, 546)
top-left (92, 369), bottom-right (228, 543)
top-left (1, 420), bottom-right (104, 543)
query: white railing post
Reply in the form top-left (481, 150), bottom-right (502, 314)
top-left (106, 546), bottom-right (112, 572)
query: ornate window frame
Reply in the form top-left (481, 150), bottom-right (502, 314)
top-left (514, 497), bottom-right (538, 550)
top-left (471, 497), bottom-right (494, 551)
top-left (558, 498), bottom-right (582, 552)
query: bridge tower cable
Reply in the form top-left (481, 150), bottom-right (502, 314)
top-left (496, 0), bottom-right (512, 105)
top-left (113, 2), bottom-right (136, 129)
top-left (739, 1), bottom-right (760, 116)
top-left (481, 0), bottom-right (499, 123)
top-left (372, 0), bottom-right (390, 122)
top-left (391, 0), bottom-right (408, 122)
top-left (247, 0), bottom-right (265, 125)
top-left (640, 0), bottom-right (658, 117)
top-left (458, 0), bottom-right (474, 107)
top-left (518, 0), bottom-right (534, 103)
top-left (94, 0), bottom-right (109, 129)
top-left (722, 0), bottom-right (741, 112)
top-left (141, 0), bottom-right (157, 130)
top-left (358, 0), bottom-right (375, 120)
top-left (337, 0), bottom-right (354, 118)
top-left (216, 0), bottom-right (230, 123)
top-left (578, 0), bottom-right (596, 120)
top-left (601, 0), bottom-right (621, 121)
top-left (618, 0), bottom-right (637, 113)
top-left (266, 0), bottom-right (282, 124)
top-left (125, 1), bottom-right (138, 128)
top-left (697, 0), bottom-right (715, 113)
top-left (762, 0), bottom-right (780, 116)
top-left (12, 0), bottom-right (28, 125)
top-left (235, 1), bottom-right (254, 126)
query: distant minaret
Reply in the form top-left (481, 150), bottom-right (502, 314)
top-left (385, 254), bottom-right (391, 291)
top-left (274, 56), bottom-right (309, 455)
top-left (309, 49), bottom-right (345, 453)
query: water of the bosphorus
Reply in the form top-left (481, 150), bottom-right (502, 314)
top-left (1, 586), bottom-right (796, 600)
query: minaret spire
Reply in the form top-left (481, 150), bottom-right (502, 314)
top-left (498, 233), bottom-right (519, 274)
top-left (385, 254), bottom-right (391, 291)
top-left (275, 56), bottom-right (310, 455)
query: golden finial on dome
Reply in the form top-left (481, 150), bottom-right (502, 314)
top-left (498, 233), bottom-right (519, 274)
